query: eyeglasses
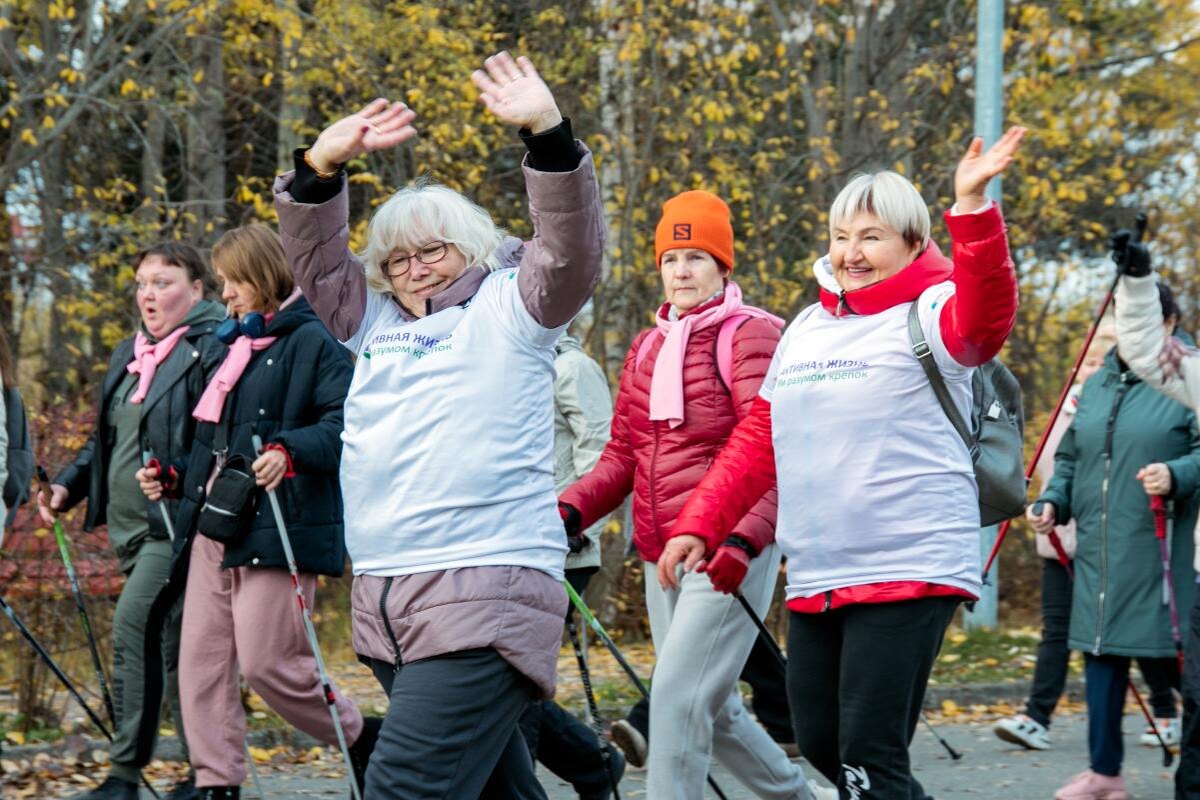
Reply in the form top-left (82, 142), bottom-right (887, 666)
top-left (380, 242), bottom-right (449, 278)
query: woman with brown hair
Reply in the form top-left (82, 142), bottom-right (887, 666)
top-left (138, 224), bottom-right (374, 800)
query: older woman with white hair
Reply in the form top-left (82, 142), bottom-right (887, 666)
top-left (272, 52), bottom-right (603, 799)
top-left (661, 127), bottom-right (1026, 799)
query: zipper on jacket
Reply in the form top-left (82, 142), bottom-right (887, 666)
top-left (650, 421), bottom-right (661, 551)
top-left (379, 576), bottom-right (403, 671)
top-left (822, 590), bottom-right (832, 612)
top-left (1094, 377), bottom-right (1131, 655)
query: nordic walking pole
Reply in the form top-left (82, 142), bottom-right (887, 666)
top-left (1150, 496), bottom-right (1185, 674)
top-left (139, 452), bottom-right (176, 543)
top-left (983, 212), bottom-right (1147, 582)
top-left (733, 591), bottom-right (963, 761)
top-left (36, 465), bottom-right (116, 728)
top-left (0, 594), bottom-right (112, 739)
top-left (1130, 677), bottom-right (1175, 767)
top-left (252, 435), bottom-right (362, 800)
top-left (563, 581), bottom-right (730, 800)
top-left (244, 742), bottom-right (267, 798)
top-left (564, 610), bottom-right (622, 799)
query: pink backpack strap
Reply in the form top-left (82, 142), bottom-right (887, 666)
top-left (634, 328), bottom-right (662, 371)
top-left (715, 313), bottom-right (752, 393)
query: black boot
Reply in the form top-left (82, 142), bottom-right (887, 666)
top-left (71, 775), bottom-right (138, 800)
top-left (165, 776), bottom-right (199, 800)
top-left (348, 716), bottom-right (383, 796)
top-left (197, 788), bottom-right (239, 800)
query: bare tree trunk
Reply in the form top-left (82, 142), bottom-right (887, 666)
top-left (186, 21), bottom-right (227, 245)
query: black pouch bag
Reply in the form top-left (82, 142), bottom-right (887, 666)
top-left (198, 454), bottom-right (258, 543)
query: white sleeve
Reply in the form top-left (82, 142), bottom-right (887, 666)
top-left (488, 269), bottom-right (566, 348)
top-left (1116, 273), bottom-right (1200, 409)
top-left (341, 290), bottom-right (390, 356)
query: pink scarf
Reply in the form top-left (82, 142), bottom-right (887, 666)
top-left (127, 326), bottom-right (191, 404)
top-left (648, 281), bottom-right (784, 428)
top-left (192, 290), bottom-right (303, 423)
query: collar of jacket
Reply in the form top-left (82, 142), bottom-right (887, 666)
top-left (263, 295), bottom-right (319, 338)
top-left (655, 289), bottom-right (727, 323)
top-left (391, 237), bottom-right (526, 322)
top-left (815, 241), bottom-right (953, 317)
top-left (1102, 346), bottom-right (1142, 385)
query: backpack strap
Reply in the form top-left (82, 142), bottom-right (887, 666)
top-left (906, 301), bottom-right (978, 460)
top-left (634, 328), bottom-right (662, 372)
top-left (714, 313), bottom-right (752, 394)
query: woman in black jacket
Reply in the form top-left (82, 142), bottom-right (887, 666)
top-left (138, 224), bottom-right (374, 800)
top-left (40, 242), bottom-right (226, 800)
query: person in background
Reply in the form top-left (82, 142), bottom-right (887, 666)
top-left (560, 190), bottom-right (820, 800)
top-left (40, 242), bottom-right (226, 800)
top-left (519, 325), bottom-right (625, 798)
top-left (1032, 279), bottom-right (1198, 800)
top-left (1111, 233), bottom-right (1200, 799)
top-left (995, 325), bottom-right (1182, 752)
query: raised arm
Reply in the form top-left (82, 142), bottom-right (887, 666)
top-left (471, 53), bottom-right (603, 329)
top-left (938, 127), bottom-right (1025, 367)
top-left (273, 100), bottom-right (418, 342)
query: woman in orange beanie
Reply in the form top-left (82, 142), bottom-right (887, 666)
top-left (560, 190), bottom-right (830, 799)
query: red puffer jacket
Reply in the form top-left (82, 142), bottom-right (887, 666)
top-left (559, 298), bottom-right (781, 562)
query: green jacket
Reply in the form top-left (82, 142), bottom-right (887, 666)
top-left (1040, 348), bottom-right (1200, 658)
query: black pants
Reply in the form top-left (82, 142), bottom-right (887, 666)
top-left (363, 648), bottom-right (547, 800)
top-left (623, 629), bottom-right (794, 744)
top-left (1027, 558), bottom-right (1178, 727)
top-left (787, 597), bottom-right (959, 800)
top-left (518, 567), bottom-right (616, 798)
top-left (1176, 582), bottom-right (1200, 799)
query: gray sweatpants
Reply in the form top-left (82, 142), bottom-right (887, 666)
top-left (646, 544), bottom-right (812, 800)
top-left (108, 538), bottom-right (188, 782)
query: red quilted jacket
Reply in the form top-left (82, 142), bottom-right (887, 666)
top-left (559, 295), bottom-right (781, 562)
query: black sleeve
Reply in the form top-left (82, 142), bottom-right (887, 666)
top-left (290, 148), bottom-right (345, 206)
top-left (519, 118), bottom-right (580, 173)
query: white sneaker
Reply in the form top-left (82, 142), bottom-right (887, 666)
top-left (806, 779), bottom-right (838, 800)
top-left (993, 714), bottom-right (1052, 750)
top-left (1140, 717), bottom-right (1181, 747)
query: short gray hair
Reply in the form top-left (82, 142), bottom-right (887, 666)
top-left (362, 180), bottom-right (507, 295)
top-left (828, 171), bottom-right (931, 249)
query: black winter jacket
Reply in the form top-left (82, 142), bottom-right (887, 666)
top-left (175, 296), bottom-right (353, 576)
top-left (54, 301), bottom-right (227, 547)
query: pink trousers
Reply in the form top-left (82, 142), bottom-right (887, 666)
top-left (180, 534), bottom-right (364, 787)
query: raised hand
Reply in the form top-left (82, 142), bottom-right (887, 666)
top-left (955, 126), bottom-right (1027, 213)
top-left (308, 99), bottom-right (419, 175)
top-left (470, 51), bottom-right (562, 134)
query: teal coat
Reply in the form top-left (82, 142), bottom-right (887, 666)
top-left (1040, 349), bottom-right (1200, 658)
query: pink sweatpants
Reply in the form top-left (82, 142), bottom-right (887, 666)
top-left (180, 534), bottom-right (364, 788)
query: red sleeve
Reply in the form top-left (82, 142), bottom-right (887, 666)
top-left (724, 319), bottom-right (780, 553)
top-left (938, 204), bottom-right (1018, 367)
top-left (558, 334), bottom-right (643, 529)
top-left (672, 395), bottom-right (776, 553)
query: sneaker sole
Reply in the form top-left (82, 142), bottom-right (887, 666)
top-left (610, 724), bottom-right (648, 769)
top-left (994, 725), bottom-right (1050, 751)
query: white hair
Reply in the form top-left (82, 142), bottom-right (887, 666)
top-left (828, 171), bottom-right (931, 249)
top-left (362, 180), bottom-right (507, 295)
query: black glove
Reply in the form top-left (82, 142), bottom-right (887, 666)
top-left (558, 502), bottom-right (588, 554)
top-left (1110, 229), bottom-right (1151, 277)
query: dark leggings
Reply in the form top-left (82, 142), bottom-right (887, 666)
top-left (786, 597), bottom-right (959, 800)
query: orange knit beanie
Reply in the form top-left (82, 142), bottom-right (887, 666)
top-left (654, 190), bottom-right (735, 271)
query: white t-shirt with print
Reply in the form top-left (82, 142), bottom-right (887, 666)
top-left (761, 283), bottom-right (982, 600)
top-left (340, 269), bottom-right (567, 579)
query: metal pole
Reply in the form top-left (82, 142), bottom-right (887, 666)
top-left (968, 0), bottom-right (1005, 629)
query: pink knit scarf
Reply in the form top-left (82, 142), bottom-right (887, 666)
top-left (127, 326), bottom-right (191, 404)
top-left (649, 281), bottom-right (783, 428)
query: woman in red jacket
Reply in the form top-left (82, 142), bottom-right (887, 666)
top-left (560, 190), bottom-right (824, 800)
top-left (661, 127), bottom-right (1026, 800)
